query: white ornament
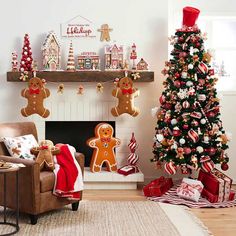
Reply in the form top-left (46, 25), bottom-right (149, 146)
top-left (181, 72), bottom-right (188, 78)
top-left (24, 47), bottom-right (28, 50)
top-left (20, 67), bottom-right (24, 72)
top-left (171, 143), bottom-right (178, 150)
top-left (200, 119), bottom-right (206, 124)
top-left (186, 81), bottom-right (193, 87)
top-left (198, 94), bottom-right (206, 101)
top-left (27, 57), bottom-right (31, 61)
top-left (188, 64), bottom-right (194, 69)
top-left (171, 119), bottom-right (177, 125)
top-left (196, 146), bottom-right (204, 153)
top-left (203, 136), bottom-right (209, 143)
top-left (21, 61), bottom-right (25, 65)
top-left (179, 138), bottom-right (186, 144)
top-left (177, 89), bottom-right (189, 100)
top-left (156, 134), bottom-right (164, 142)
top-left (24, 51), bottom-right (28, 55)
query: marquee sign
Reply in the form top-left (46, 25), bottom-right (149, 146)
top-left (61, 15), bottom-right (96, 38)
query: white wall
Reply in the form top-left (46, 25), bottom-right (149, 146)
top-left (0, 0), bottom-right (168, 182)
top-left (1, 0), bottom-right (235, 182)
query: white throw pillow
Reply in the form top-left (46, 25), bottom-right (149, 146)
top-left (2, 134), bottom-right (39, 159)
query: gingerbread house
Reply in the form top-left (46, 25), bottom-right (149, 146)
top-left (42, 31), bottom-right (61, 71)
top-left (136, 58), bottom-right (148, 71)
top-left (77, 52), bottom-right (100, 70)
top-left (104, 44), bottom-right (123, 70)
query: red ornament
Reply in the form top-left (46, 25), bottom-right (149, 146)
top-left (159, 95), bottom-right (166, 104)
top-left (208, 69), bottom-right (215, 76)
top-left (221, 162), bottom-right (229, 171)
top-left (198, 79), bottom-right (205, 85)
top-left (197, 62), bottom-right (208, 75)
top-left (173, 128), bottom-right (181, 137)
top-left (183, 124), bottom-right (189, 130)
top-left (174, 80), bottom-right (181, 88)
top-left (164, 161), bottom-right (177, 175)
top-left (200, 156), bottom-right (214, 172)
top-left (180, 81), bottom-right (186, 86)
top-left (174, 72), bottom-right (180, 78)
top-left (184, 147), bottom-right (191, 155)
top-left (207, 112), bottom-right (215, 118)
top-left (191, 120), bottom-right (199, 127)
top-left (207, 147), bottom-right (216, 156)
top-left (164, 103), bottom-right (172, 110)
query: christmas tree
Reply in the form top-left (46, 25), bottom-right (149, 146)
top-left (66, 41), bottom-right (75, 71)
top-left (20, 34), bottom-right (33, 72)
top-left (152, 7), bottom-right (230, 175)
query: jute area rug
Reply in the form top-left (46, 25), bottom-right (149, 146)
top-left (0, 201), bottom-right (210, 236)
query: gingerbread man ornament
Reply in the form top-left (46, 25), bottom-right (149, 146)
top-left (87, 123), bottom-right (121, 172)
top-left (21, 77), bottom-right (50, 118)
top-left (111, 76), bottom-right (140, 117)
top-left (98, 24), bottom-right (113, 42)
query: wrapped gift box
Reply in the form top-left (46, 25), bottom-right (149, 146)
top-left (117, 165), bottom-right (139, 176)
top-left (143, 176), bottom-right (173, 197)
top-left (176, 178), bottom-right (203, 202)
top-left (198, 168), bottom-right (233, 203)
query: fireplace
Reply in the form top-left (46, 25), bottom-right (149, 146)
top-left (45, 121), bottom-right (115, 167)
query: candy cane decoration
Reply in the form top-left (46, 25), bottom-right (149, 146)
top-left (127, 133), bottom-right (139, 166)
top-left (195, 101), bottom-right (212, 129)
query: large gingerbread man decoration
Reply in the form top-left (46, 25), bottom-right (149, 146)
top-left (111, 76), bottom-right (140, 117)
top-left (87, 123), bottom-right (121, 173)
top-left (21, 77), bottom-right (50, 118)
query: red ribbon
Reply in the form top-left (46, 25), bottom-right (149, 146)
top-left (40, 145), bottom-right (49, 150)
top-left (101, 138), bottom-right (111, 142)
top-left (122, 88), bottom-right (133, 95)
top-left (178, 183), bottom-right (203, 196)
top-left (29, 88), bottom-right (40, 94)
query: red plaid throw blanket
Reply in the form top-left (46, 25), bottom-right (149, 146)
top-left (53, 144), bottom-right (83, 200)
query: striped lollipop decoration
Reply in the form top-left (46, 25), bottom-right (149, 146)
top-left (127, 133), bottom-right (139, 166)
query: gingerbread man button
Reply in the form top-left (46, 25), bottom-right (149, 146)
top-left (21, 77), bottom-right (50, 118)
top-left (87, 123), bottom-right (121, 172)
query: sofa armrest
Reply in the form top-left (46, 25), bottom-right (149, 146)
top-left (0, 155), bottom-right (35, 166)
top-left (0, 155), bottom-right (41, 214)
top-left (74, 152), bottom-right (85, 175)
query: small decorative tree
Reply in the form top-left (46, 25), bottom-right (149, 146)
top-left (66, 41), bottom-right (75, 71)
top-left (19, 34), bottom-right (33, 72)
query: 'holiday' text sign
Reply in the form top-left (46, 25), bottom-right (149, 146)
top-left (61, 15), bottom-right (96, 38)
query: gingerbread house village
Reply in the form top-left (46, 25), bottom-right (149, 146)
top-left (42, 31), bottom-right (61, 71)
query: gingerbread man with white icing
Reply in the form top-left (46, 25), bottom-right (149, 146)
top-left (87, 123), bottom-right (121, 172)
top-left (111, 76), bottom-right (140, 117)
top-left (21, 77), bottom-right (50, 118)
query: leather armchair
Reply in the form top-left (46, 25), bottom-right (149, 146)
top-left (0, 122), bottom-right (84, 224)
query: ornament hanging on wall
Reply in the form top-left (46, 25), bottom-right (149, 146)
top-left (57, 84), bottom-right (64, 94)
top-left (96, 83), bottom-right (104, 93)
top-left (97, 24), bottom-right (113, 41)
top-left (21, 77), bottom-right (50, 118)
top-left (77, 85), bottom-right (84, 95)
top-left (111, 76), bottom-right (140, 117)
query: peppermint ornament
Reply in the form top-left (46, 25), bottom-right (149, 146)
top-left (182, 100), bottom-right (190, 109)
top-left (188, 129), bottom-right (199, 143)
top-left (200, 156), bottom-right (214, 172)
top-left (197, 62), bottom-right (208, 74)
top-left (164, 161), bottom-right (177, 175)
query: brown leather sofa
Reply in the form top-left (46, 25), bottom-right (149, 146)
top-left (0, 122), bottom-right (84, 224)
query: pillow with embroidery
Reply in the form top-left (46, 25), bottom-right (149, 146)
top-left (2, 134), bottom-right (38, 159)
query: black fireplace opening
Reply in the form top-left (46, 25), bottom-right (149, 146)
top-left (45, 121), bottom-right (115, 167)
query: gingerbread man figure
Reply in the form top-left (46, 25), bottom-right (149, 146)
top-left (111, 77), bottom-right (140, 117)
top-left (98, 24), bottom-right (113, 42)
top-left (87, 123), bottom-right (121, 172)
top-left (21, 77), bottom-right (50, 118)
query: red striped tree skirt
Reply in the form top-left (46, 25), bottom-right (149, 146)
top-left (147, 182), bottom-right (236, 208)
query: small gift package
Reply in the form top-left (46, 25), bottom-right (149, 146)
top-left (117, 165), bottom-right (139, 176)
top-left (198, 169), bottom-right (235, 203)
top-left (143, 176), bottom-right (173, 197)
top-left (176, 178), bottom-right (203, 202)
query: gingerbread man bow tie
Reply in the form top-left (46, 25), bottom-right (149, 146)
top-left (122, 88), bottom-right (133, 95)
top-left (101, 138), bottom-right (111, 142)
top-left (29, 88), bottom-right (40, 94)
top-left (40, 145), bottom-right (49, 150)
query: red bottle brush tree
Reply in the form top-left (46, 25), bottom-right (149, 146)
top-left (20, 34), bottom-right (33, 72)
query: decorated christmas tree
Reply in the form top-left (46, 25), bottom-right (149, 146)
top-left (20, 34), bottom-right (33, 72)
top-left (66, 41), bottom-right (75, 71)
top-left (152, 7), bottom-right (230, 175)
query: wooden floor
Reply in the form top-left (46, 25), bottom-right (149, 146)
top-left (83, 189), bottom-right (236, 236)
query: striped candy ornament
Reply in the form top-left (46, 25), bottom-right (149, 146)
top-left (164, 161), bottom-right (177, 175)
top-left (128, 153), bottom-right (139, 165)
top-left (200, 156), bottom-right (214, 172)
top-left (188, 129), bottom-right (199, 143)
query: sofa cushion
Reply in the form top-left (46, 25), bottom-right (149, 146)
top-left (40, 171), bottom-right (55, 193)
top-left (2, 134), bottom-right (38, 159)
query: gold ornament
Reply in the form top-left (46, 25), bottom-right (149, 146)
top-left (57, 84), bottom-right (64, 94)
top-left (203, 52), bottom-right (212, 63)
top-left (77, 85), bottom-right (84, 95)
top-left (96, 83), bottom-right (104, 93)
